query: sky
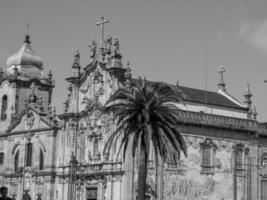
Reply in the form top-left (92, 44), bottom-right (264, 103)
top-left (0, 0), bottom-right (267, 121)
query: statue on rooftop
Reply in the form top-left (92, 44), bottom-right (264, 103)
top-left (73, 49), bottom-right (80, 66)
top-left (89, 39), bottom-right (97, 59)
top-left (105, 35), bottom-right (112, 54)
top-left (113, 37), bottom-right (120, 56)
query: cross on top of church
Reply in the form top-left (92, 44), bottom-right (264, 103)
top-left (26, 23), bottom-right (30, 35)
top-left (219, 66), bottom-right (226, 83)
top-left (96, 17), bottom-right (109, 49)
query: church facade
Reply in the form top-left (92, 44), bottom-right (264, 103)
top-left (1, 22), bottom-right (267, 200)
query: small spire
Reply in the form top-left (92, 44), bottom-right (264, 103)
top-left (48, 70), bottom-right (53, 81)
top-left (24, 24), bottom-right (31, 44)
top-left (253, 106), bottom-right (257, 120)
top-left (48, 105), bottom-right (53, 120)
top-left (244, 83), bottom-right (252, 109)
top-left (247, 107), bottom-right (253, 120)
top-left (218, 66), bottom-right (226, 91)
top-left (0, 68), bottom-right (3, 77)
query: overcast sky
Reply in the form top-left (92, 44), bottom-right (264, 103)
top-left (1, 0), bottom-right (267, 121)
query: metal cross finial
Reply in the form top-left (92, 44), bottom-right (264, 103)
top-left (219, 66), bottom-right (226, 83)
top-left (26, 23), bottom-right (30, 35)
top-left (96, 17), bottom-right (109, 49)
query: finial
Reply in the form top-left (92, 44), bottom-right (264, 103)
top-left (48, 70), bottom-right (52, 81)
top-left (247, 107), bottom-right (253, 120)
top-left (244, 83), bottom-right (252, 97)
top-left (53, 107), bottom-right (56, 118)
top-left (48, 105), bottom-right (53, 120)
top-left (125, 61), bottom-right (132, 79)
top-left (0, 68), bottom-right (3, 78)
top-left (244, 83), bottom-right (252, 109)
top-left (176, 80), bottom-right (179, 87)
top-left (24, 24), bottom-right (31, 44)
top-left (26, 23), bottom-right (30, 35)
top-left (253, 106), bottom-right (257, 120)
top-left (218, 66), bottom-right (226, 91)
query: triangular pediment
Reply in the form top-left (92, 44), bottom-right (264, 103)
top-left (6, 106), bottom-right (54, 134)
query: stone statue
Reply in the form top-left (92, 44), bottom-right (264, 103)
top-left (73, 49), bottom-right (80, 66)
top-left (89, 39), bottom-right (97, 59)
top-left (105, 35), bottom-right (112, 54)
top-left (113, 37), bottom-right (120, 55)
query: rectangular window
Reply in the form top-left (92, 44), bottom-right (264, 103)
top-left (0, 152), bottom-right (4, 164)
top-left (202, 147), bottom-right (212, 166)
top-left (201, 146), bottom-right (214, 174)
top-left (236, 149), bottom-right (243, 170)
top-left (261, 181), bottom-right (267, 200)
top-left (262, 153), bottom-right (267, 167)
top-left (86, 188), bottom-right (97, 200)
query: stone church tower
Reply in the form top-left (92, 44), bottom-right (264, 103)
top-left (0, 34), bottom-right (58, 200)
top-left (0, 34), bottom-right (54, 132)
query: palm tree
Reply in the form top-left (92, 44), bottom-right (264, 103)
top-left (104, 78), bottom-right (187, 200)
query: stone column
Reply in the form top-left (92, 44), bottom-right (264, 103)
top-left (249, 142), bottom-right (259, 200)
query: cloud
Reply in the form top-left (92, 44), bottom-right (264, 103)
top-left (240, 20), bottom-right (267, 53)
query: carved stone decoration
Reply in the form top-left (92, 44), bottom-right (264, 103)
top-left (93, 68), bottom-right (104, 97)
top-left (25, 111), bottom-right (35, 129)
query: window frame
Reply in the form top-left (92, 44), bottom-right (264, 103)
top-left (200, 138), bottom-right (217, 175)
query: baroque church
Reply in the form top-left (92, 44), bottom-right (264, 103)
top-left (1, 19), bottom-right (267, 200)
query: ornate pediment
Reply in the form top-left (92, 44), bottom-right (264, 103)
top-left (5, 106), bottom-right (54, 134)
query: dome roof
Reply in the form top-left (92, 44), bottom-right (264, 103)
top-left (6, 35), bottom-right (43, 70)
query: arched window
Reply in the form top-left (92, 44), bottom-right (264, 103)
top-left (26, 143), bottom-right (32, 167)
top-left (200, 138), bottom-right (217, 174)
top-left (1, 95), bottom-right (8, 121)
top-left (39, 149), bottom-right (44, 170)
top-left (14, 151), bottom-right (19, 172)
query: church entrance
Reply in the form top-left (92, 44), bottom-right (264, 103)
top-left (86, 188), bottom-right (97, 200)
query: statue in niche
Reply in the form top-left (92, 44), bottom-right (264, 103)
top-left (89, 39), bottom-right (97, 59)
top-left (28, 82), bottom-right (38, 103)
top-left (93, 70), bottom-right (104, 97)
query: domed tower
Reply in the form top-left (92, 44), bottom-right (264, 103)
top-left (0, 34), bottom-right (54, 132)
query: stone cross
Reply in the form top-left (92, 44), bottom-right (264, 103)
top-left (96, 17), bottom-right (109, 49)
top-left (26, 24), bottom-right (30, 35)
top-left (219, 66), bottom-right (226, 83)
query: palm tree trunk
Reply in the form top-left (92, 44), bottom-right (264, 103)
top-left (137, 138), bottom-right (148, 200)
